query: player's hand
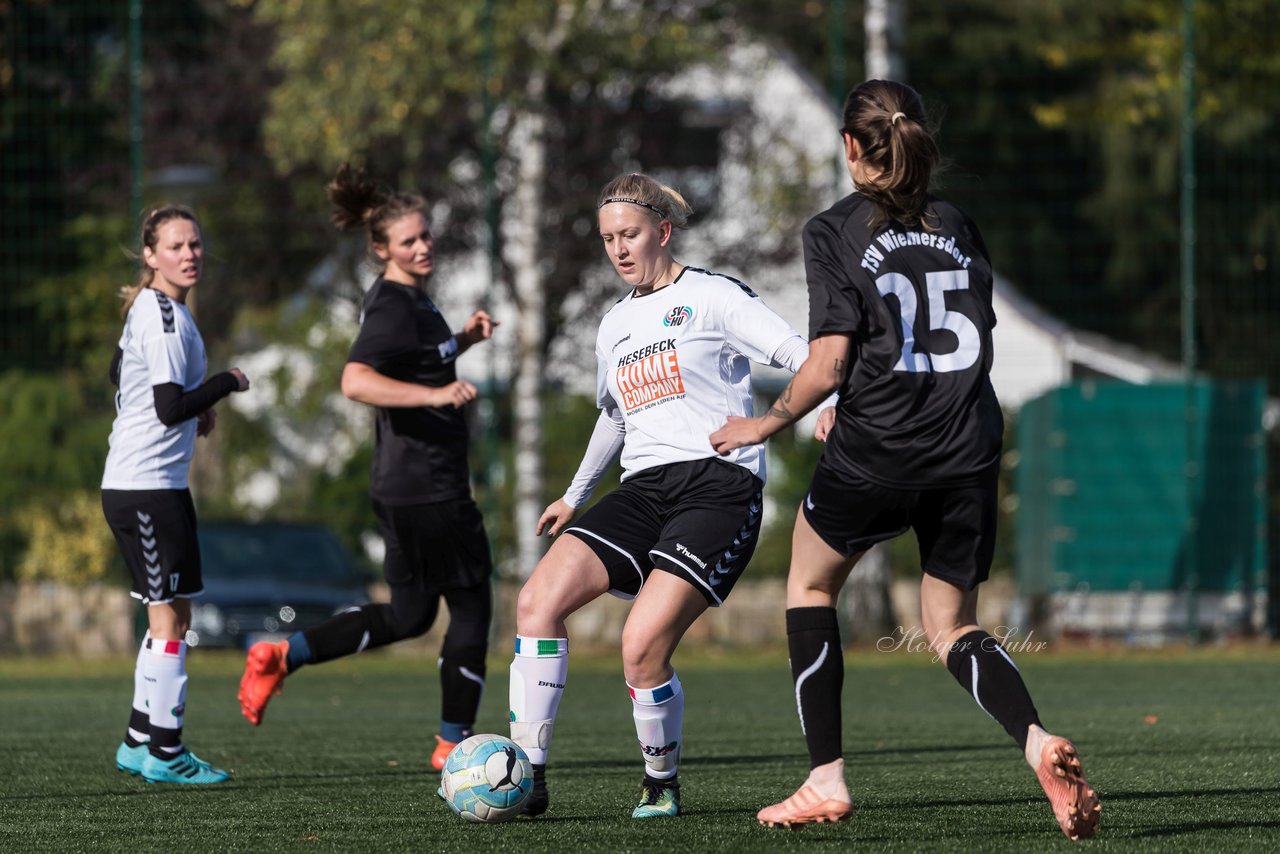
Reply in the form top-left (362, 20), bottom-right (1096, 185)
top-left (814, 406), bottom-right (836, 442)
top-left (229, 367), bottom-right (250, 392)
top-left (463, 310), bottom-right (499, 344)
top-left (536, 499), bottom-right (576, 537)
top-left (197, 408), bottom-right (216, 438)
top-left (431, 380), bottom-right (478, 408)
top-left (709, 415), bottom-right (764, 455)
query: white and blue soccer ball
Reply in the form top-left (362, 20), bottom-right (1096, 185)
top-left (439, 734), bottom-right (532, 823)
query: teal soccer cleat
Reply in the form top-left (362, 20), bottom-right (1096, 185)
top-left (115, 741), bottom-right (148, 776)
top-left (632, 775), bottom-right (680, 819)
top-left (141, 749), bottom-right (230, 784)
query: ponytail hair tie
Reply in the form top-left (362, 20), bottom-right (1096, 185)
top-left (890, 111), bottom-right (906, 125)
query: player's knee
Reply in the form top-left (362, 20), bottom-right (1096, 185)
top-left (385, 599), bottom-right (437, 641)
top-left (785, 571), bottom-right (842, 606)
top-left (393, 611), bottom-right (433, 640)
top-left (514, 580), bottom-right (543, 633)
top-left (620, 630), bottom-right (669, 686)
top-left (514, 574), bottom-right (571, 635)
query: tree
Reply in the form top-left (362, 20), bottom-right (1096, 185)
top-left (1017, 0), bottom-right (1280, 381)
top-left (249, 0), bottom-right (739, 574)
top-left (0, 0), bottom-right (127, 370)
top-left (865, 0), bottom-right (906, 81)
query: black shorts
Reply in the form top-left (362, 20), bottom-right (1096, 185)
top-left (372, 497), bottom-right (492, 592)
top-left (566, 457), bottom-right (764, 607)
top-left (802, 459), bottom-right (999, 590)
top-left (102, 488), bottom-right (203, 605)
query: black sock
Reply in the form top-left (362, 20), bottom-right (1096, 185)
top-left (786, 607), bottom-right (844, 769)
top-left (124, 709), bottom-right (149, 747)
top-left (944, 630), bottom-right (1042, 751)
top-left (439, 643), bottom-right (486, 729)
top-left (522, 763), bottom-right (549, 816)
top-left (304, 603), bottom-right (397, 664)
top-left (643, 772), bottom-right (679, 788)
top-left (147, 725), bottom-right (182, 759)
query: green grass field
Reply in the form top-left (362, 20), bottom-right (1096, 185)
top-left (2, 646), bottom-right (1278, 852)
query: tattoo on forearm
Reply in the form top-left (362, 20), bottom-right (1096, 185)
top-left (768, 380), bottom-right (797, 421)
top-left (833, 357), bottom-right (846, 374)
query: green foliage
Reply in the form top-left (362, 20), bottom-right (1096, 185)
top-left (898, 0), bottom-right (1280, 391)
top-left (28, 212), bottom-right (135, 373)
top-left (253, 0), bottom-right (725, 172)
top-left (1016, 0), bottom-right (1280, 386)
top-left (250, 0), bottom-right (743, 358)
top-left (15, 491), bottom-right (119, 585)
top-left (0, 369), bottom-right (115, 579)
top-left (253, 0), bottom-right (485, 172)
top-left (1, 0), bottom-right (129, 370)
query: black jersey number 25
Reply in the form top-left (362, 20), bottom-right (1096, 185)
top-left (875, 269), bottom-right (980, 374)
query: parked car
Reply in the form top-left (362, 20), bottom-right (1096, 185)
top-left (140, 522), bottom-right (372, 649)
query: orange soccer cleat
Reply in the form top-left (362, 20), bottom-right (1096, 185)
top-left (1035, 736), bottom-right (1101, 840)
top-left (239, 640), bottom-right (289, 726)
top-left (756, 782), bottom-right (853, 829)
top-left (430, 735), bottom-right (458, 771)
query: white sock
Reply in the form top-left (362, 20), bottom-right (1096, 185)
top-left (508, 636), bottom-right (568, 765)
top-left (629, 673), bottom-right (684, 780)
top-left (144, 638), bottom-right (188, 754)
top-left (127, 632), bottom-right (151, 744)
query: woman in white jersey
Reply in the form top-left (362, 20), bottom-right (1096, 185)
top-left (102, 204), bottom-right (249, 784)
top-left (507, 172), bottom-right (821, 820)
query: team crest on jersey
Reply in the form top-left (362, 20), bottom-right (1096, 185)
top-left (663, 306), bottom-right (693, 327)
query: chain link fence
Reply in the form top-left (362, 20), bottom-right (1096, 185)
top-left (2, 1), bottom-right (1276, 641)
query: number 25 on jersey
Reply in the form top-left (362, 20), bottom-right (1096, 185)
top-left (876, 269), bottom-right (980, 374)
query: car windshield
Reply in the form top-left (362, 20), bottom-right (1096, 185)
top-left (200, 525), bottom-right (359, 585)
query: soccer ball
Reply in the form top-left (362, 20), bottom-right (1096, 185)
top-left (439, 734), bottom-right (532, 823)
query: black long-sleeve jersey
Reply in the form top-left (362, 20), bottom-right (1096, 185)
top-left (805, 192), bottom-right (1004, 488)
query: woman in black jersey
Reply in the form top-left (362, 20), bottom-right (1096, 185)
top-left (238, 164), bottom-right (499, 772)
top-left (104, 204), bottom-right (250, 784)
top-left (711, 80), bottom-right (1100, 840)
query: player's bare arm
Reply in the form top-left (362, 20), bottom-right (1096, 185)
top-left (341, 361), bottom-right (476, 409)
top-left (710, 333), bottom-right (850, 454)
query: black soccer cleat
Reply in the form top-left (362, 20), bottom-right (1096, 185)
top-left (520, 763), bottom-right (549, 817)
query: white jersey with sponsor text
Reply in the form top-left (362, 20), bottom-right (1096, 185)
top-left (102, 287), bottom-right (207, 490)
top-left (595, 266), bottom-right (802, 483)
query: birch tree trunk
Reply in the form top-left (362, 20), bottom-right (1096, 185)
top-left (865, 0), bottom-right (907, 82)
top-left (506, 108), bottom-right (549, 576)
top-left (505, 1), bottom-right (578, 576)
